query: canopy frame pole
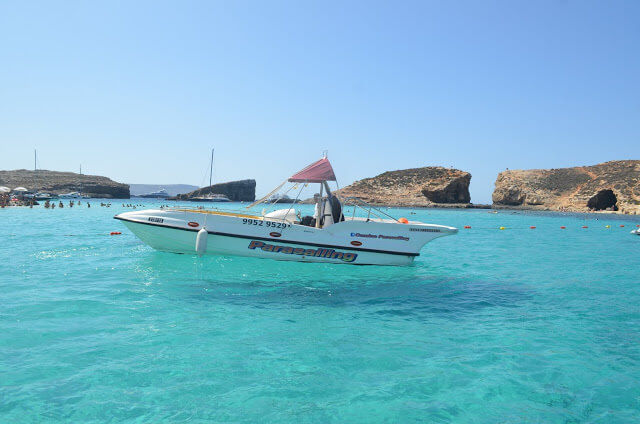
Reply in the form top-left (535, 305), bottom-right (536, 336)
top-left (245, 179), bottom-right (288, 210)
top-left (316, 182), bottom-right (323, 228)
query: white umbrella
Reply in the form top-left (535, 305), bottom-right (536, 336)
top-left (0, 186), bottom-right (10, 193)
top-left (13, 187), bottom-right (28, 192)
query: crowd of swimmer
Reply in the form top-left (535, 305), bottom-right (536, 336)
top-left (41, 201), bottom-right (151, 209)
top-left (0, 194), bottom-right (171, 210)
top-left (0, 194), bottom-right (49, 208)
top-left (43, 199), bottom-right (99, 209)
top-left (0, 194), bottom-right (23, 208)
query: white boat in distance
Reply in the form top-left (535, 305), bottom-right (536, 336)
top-left (192, 193), bottom-right (231, 202)
top-left (114, 157), bottom-right (458, 266)
top-left (137, 189), bottom-right (172, 199)
top-left (24, 192), bottom-right (56, 201)
top-left (59, 192), bottom-right (87, 199)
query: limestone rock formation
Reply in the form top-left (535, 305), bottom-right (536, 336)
top-left (336, 167), bottom-right (471, 207)
top-left (175, 179), bottom-right (256, 202)
top-left (0, 169), bottom-right (130, 198)
top-left (492, 160), bottom-right (640, 214)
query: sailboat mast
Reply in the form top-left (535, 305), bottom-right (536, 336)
top-left (34, 149), bottom-right (37, 192)
top-left (209, 149), bottom-right (214, 189)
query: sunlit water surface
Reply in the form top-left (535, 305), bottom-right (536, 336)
top-left (1, 201), bottom-right (639, 423)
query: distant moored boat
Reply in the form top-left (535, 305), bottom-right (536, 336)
top-left (137, 189), bottom-right (172, 199)
top-left (59, 192), bottom-right (87, 199)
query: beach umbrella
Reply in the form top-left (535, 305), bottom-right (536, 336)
top-left (13, 187), bottom-right (28, 192)
top-left (0, 186), bottom-right (10, 193)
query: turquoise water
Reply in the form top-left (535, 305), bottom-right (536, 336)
top-left (2, 201), bottom-right (640, 423)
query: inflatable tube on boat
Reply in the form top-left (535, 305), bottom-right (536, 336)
top-left (196, 228), bottom-right (208, 256)
top-left (265, 208), bottom-right (298, 223)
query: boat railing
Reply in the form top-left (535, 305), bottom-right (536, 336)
top-left (160, 197), bottom-right (399, 224)
top-left (338, 196), bottom-right (399, 223)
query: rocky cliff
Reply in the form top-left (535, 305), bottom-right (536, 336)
top-left (336, 167), bottom-right (471, 206)
top-left (175, 179), bottom-right (256, 202)
top-left (0, 169), bottom-right (130, 198)
top-left (492, 160), bottom-right (640, 214)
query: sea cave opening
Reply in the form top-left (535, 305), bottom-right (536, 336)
top-left (587, 189), bottom-right (617, 211)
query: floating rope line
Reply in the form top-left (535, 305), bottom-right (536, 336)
top-left (458, 225), bottom-right (639, 231)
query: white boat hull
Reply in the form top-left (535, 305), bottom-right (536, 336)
top-left (59, 193), bottom-right (84, 199)
top-left (115, 209), bottom-right (457, 266)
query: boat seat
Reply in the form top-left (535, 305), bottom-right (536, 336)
top-left (330, 195), bottom-right (345, 223)
top-left (300, 216), bottom-right (316, 227)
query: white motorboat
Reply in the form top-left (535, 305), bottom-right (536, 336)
top-left (631, 228), bottom-right (640, 236)
top-left (137, 189), bottom-right (172, 199)
top-left (114, 157), bottom-right (458, 266)
top-left (268, 193), bottom-right (296, 203)
top-left (24, 192), bottom-right (56, 201)
top-left (59, 192), bottom-right (85, 199)
top-left (192, 193), bottom-right (231, 202)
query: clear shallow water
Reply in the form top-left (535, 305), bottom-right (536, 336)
top-left (1, 201), bottom-right (639, 423)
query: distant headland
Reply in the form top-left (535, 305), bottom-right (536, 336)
top-left (2, 160), bottom-right (638, 214)
top-left (173, 179), bottom-right (256, 202)
top-left (337, 167), bottom-right (472, 208)
top-left (492, 160), bottom-right (640, 214)
top-left (335, 160), bottom-right (639, 214)
top-left (0, 169), bottom-right (129, 199)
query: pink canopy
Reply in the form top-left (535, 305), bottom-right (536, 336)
top-left (289, 157), bottom-right (337, 183)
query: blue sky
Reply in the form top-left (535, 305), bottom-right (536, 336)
top-left (1, 0), bottom-right (638, 203)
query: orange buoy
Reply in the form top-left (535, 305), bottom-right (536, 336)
top-left (464, 225), bottom-right (471, 229)
top-left (582, 226), bottom-right (588, 229)
top-left (560, 226), bottom-right (566, 229)
top-left (110, 231), bottom-right (121, 235)
top-left (619, 225), bottom-right (625, 228)
top-left (398, 218), bottom-right (409, 224)
top-left (530, 226), bottom-right (536, 229)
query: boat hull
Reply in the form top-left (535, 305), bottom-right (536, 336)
top-left (120, 220), bottom-right (413, 265)
top-left (115, 209), bottom-right (457, 266)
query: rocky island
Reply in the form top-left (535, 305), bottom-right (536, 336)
top-left (492, 160), bottom-right (640, 214)
top-left (336, 167), bottom-right (472, 207)
top-left (174, 179), bottom-right (256, 202)
top-left (0, 169), bottom-right (130, 198)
